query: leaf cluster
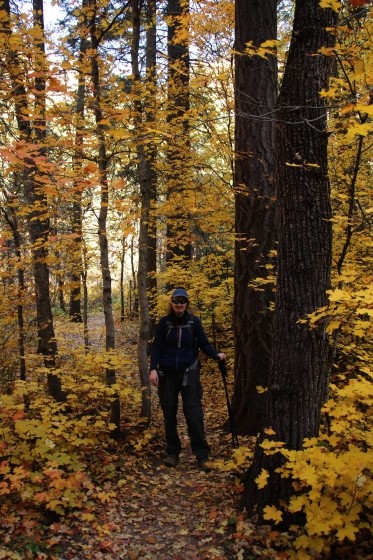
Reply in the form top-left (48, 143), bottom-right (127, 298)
top-left (0, 324), bottom-right (142, 536)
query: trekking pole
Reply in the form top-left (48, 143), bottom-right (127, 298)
top-left (218, 360), bottom-right (239, 448)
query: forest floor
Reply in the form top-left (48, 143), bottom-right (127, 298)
top-left (48, 315), bottom-right (281, 560)
top-left (3, 315), bottom-right (370, 559)
top-left (2, 315), bottom-right (285, 560)
top-left (52, 398), bottom-right (277, 560)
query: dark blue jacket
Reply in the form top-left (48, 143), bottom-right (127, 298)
top-left (150, 311), bottom-right (219, 374)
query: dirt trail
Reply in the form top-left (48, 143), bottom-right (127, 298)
top-left (51, 316), bottom-right (274, 559)
top-left (41, 315), bottom-right (277, 559)
top-left (62, 412), bottom-right (271, 560)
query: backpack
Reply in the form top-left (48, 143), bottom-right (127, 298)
top-left (164, 315), bottom-right (201, 370)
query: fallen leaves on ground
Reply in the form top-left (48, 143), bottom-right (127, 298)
top-left (1, 317), bottom-right (283, 559)
top-left (2, 317), bottom-right (371, 559)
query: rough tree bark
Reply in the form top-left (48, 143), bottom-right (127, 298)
top-left (165, 0), bottom-right (192, 262)
top-left (144, 0), bottom-right (158, 329)
top-left (232, 0), bottom-right (277, 435)
top-left (242, 0), bottom-right (337, 525)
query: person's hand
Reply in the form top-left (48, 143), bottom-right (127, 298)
top-left (149, 369), bottom-right (159, 386)
top-left (217, 352), bottom-right (226, 361)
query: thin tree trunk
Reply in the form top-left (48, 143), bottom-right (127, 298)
top-left (69, 0), bottom-right (89, 323)
top-left (82, 244), bottom-right (90, 349)
top-left (89, 0), bottom-right (120, 432)
top-left (50, 223), bottom-right (66, 312)
top-left (145, 0), bottom-right (158, 334)
top-left (120, 237), bottom-right (126, 322)
top-left (31, 0), bottom-right (65, 399)
top-left (1, 192), bottom-right (26, 380)
top-left (130, 237), bottom-right (138, 318)
top-left (131, 0), bottom-right (158, 421)
top-left (57, 276), bottom-right (65, 311)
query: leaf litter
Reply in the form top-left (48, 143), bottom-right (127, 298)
top-left (1, 317), bottom-right (282, 559)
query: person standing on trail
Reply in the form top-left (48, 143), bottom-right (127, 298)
top-left (149, 288), bottom-right (226, 472)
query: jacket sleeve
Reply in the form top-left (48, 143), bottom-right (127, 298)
top-left (193, 316), bottom-right (219, 360)
top-left (149, 317), bottom-right (168, 370)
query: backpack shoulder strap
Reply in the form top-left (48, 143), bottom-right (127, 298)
top-left (165, 319), bottom-right (174, 342)
top-left (164, 315), bottom-right (196, 340)
top-left (187, 315), bottom-right (198, 350)
top-left (186, 317), bottom-right (195, 334)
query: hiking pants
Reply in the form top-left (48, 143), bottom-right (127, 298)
top-left (158, 368), bottom-right (210, 460)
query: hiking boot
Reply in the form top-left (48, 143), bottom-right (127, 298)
top-left (197, 458), bottom-right (212, 472)
top-left (164, 454), bottom-right (179, 467)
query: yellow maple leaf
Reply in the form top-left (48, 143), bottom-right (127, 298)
top-left (326, 320), bottom-right (341, 333)
top-left (81, 512), bottom-right (95, 521)
top-left (345, 122), bottom-right (373, 142)
top-left (260, 439), bottom-right (285, 451)
top-left (339, 103), bottom-right (355, 115)
top-left (320, 86), bottom-right (339, 98)
top-left (319, 0), bottom-right (341, 12)
top-left (336, 524), bottom-right (358, 541)
top-left (289, 494), bottom-right (308, 513)
top-left (263, 505), bottom-right (283, 524)
top-left (255, 469), bottom-right (269, 489)
top-left (256, 385), bottom-right (268, 394)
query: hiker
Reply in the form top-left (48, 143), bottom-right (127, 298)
top-left (149, 288), bottom-right (226, 472)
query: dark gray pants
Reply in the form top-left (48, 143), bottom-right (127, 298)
top-left (158, 368), bottom-right (210, 460)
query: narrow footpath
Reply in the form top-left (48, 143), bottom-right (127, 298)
top-left (47, 316), bottom-right (280, 559)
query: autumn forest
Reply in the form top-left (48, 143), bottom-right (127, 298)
top-left (0, 0), bottom-right (372, 558)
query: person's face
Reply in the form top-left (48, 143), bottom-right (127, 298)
top-left (171, 297), bottom-right (188, 316)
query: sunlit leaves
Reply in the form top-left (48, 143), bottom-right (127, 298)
top-left (241, 38), bottom-right (280, 59)
top-left (0, 325), bottom-right (142, 521)
top-left (276, 375), bottom-right (373, 557)
top-left (259, 439), bottom-right (286, 455)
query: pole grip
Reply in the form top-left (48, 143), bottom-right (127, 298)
top-left (218, 359), bottom-right (227, 378)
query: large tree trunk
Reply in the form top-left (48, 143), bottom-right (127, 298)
top-left (242, 0), bottom-right (337, 526)
top-left (165, 0), bottom-right (192, 262)
top-left (232, 0), bottom-right (277, 436)
top-left (89, 0), bottom-right (120, 432)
